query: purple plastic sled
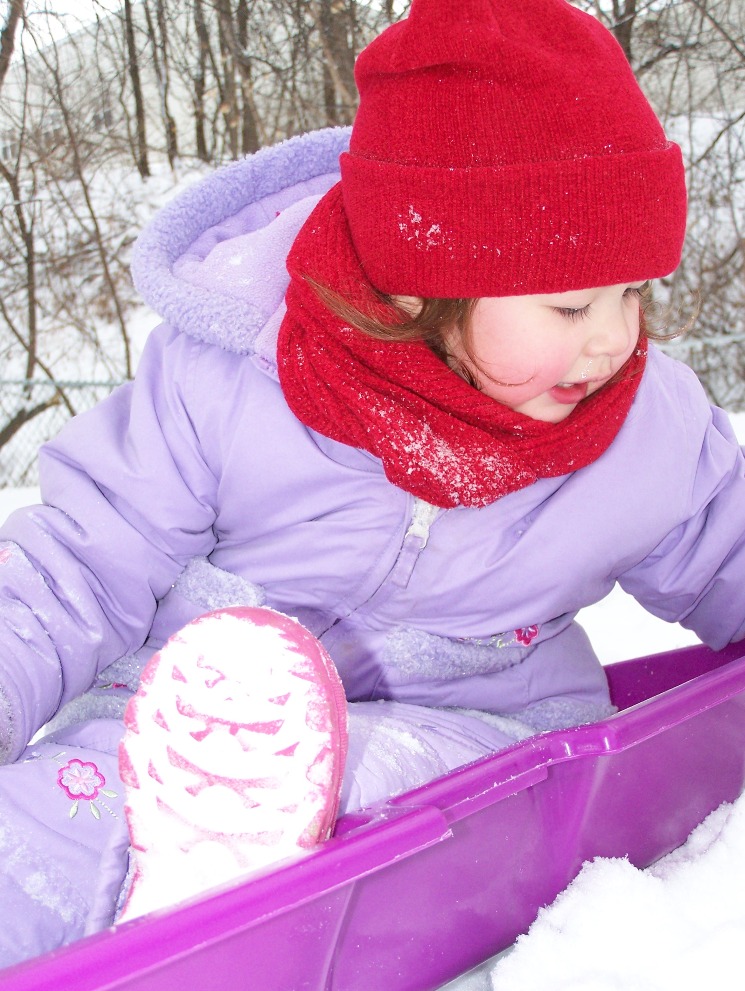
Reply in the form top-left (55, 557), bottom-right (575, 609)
top-left (4, 639), bottom-right (745, 991)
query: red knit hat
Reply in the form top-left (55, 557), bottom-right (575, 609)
top-left (339, 0), bottom-right (687, 297)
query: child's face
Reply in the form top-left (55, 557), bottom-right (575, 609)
top-left (452, 283), bottom-right (645, 423)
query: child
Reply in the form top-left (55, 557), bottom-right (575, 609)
top-left (2, 0), bottom-right (745, 967)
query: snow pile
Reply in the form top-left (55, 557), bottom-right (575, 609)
top-left (488, 796), bottom-right (745, 991)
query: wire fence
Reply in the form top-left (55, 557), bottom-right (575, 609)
top-left (0, 379), bottom-right (128, 488)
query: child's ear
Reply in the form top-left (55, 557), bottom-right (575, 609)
top-left (391, 295), bottom-right (424, 318)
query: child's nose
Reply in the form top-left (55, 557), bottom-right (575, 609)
top-left (586, 306), bottom-right (636, 357)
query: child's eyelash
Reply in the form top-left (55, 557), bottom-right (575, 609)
top-left (553, 284), bottom-right (650, 322)
top-left (625, 284), bottom-right (649, 300)
top-left (554, 305), bottom-right (590, 322)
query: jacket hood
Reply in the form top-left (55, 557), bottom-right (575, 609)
top-left (131, 127), bottom-right (350, 362)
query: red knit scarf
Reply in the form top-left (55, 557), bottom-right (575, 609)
top-left (277, 188), bottom-right (646, 509)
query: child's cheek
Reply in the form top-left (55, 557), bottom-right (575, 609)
top-left (480, 354), bottom-right (568, 407)
top-left (502, 345), bottom-right (571, 400)
top-left (477, 332), bottom-right (546, 386)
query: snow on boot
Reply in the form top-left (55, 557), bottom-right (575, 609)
top-left (117, 605), bottom-right (348, 921)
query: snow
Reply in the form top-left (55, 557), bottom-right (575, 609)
top-left (443, 797), bottom-right (745, 991)
top-left (494, 800), bottom-right (745, 991)
top-left (1, 409), bottom-right (744, 989)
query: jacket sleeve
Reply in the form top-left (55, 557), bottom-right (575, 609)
top-left (618, 389), bottom-right (745, 650)
top-left (0, 325), bottom-right (220, 764)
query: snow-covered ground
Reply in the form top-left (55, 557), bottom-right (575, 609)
top-left (449, 798), bottom-right (745, 991)
top-left (1, 412), bottom-right (743, 991)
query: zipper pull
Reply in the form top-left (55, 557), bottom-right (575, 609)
top-left (404, 498), bottom-right (440, 550)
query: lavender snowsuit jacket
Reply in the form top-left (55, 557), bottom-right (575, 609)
top-left (2, 127), bottom-right (745, 765)
top-left (1, 126), bottom-right (745, 965)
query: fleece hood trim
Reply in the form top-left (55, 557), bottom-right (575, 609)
top-left (130, 128), bottom-right (350, 362)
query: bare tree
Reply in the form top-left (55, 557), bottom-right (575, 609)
top-left (0, 7), bottom-right (79, 471)
top-left (0, 173), bottom-right (39, 385)
top-left (0, 0), bottom-right (23, 90)
top-left (593, 0), bottom-right (638, 63)
top-left (123, 0), bottom-right (150, 176)
top-left (214, 0), bottom-right (240, 157)
top-left (316, 0), bottom-right (358, 125)
top-left (192, 0), bottom-right (211, 160)
top-left (235, 0), bottom-right (261, 155)
top-left (143, 0), bottom-right (178, 167)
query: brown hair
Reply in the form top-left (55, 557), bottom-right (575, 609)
top-left (307, 276), bottom-right (479, 382)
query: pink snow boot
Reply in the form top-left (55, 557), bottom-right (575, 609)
top-left (117, 606), bottom-right (348, 921)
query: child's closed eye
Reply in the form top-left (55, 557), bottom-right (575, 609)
top-left (553, 282), bottom-right (650, 322)
top-left (624, 282), bottom-right (651, 301)
top-left (554, 304), bottom-right (591, 322)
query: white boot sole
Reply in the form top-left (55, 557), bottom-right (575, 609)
top-left (118, 606), bottom-right (348, 920)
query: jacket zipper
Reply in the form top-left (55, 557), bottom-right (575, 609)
top-left (388, 497), bottom-right (440, 589)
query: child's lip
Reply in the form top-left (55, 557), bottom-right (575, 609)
top-left (556, 375), bottom-right (608, 388)
top-left (550, 381), bottom-right (589, 404)
top-left (550, 373), bottom-right (614, 404)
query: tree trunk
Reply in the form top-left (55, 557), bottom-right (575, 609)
top-left (611, 0), bottom-right (637, 64)
top-left (143, 0), bottom-right (178, 167)
top-left (215, 0), bottom-right (240, 158)
top-left (236, 0), bottom-right (261, 154)
top-left (123, 0), bottom-right (150, 177)
top-left (193, 0), bottom-right (210, 161)
top-left (317, 0), bottom-right (358, 125)
top-left (0, 0), bottom-right (24, 93)
top-left (0, 160), bottom-right (38, 381)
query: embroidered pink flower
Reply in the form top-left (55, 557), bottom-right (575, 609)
top-left (52, 755), bottom-right (118, 821)
top-left (0, 547), bottom-right (11, 565)
top-left (515, 625), bottom-right (539, 646)
top-left (58, 759), bottom-right (105, 800)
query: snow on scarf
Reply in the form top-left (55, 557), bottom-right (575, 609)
top-left (277, 184), bottom-right (646, 509)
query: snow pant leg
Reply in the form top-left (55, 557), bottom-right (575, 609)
top-left (0, 717), bottom-right (129, 970)
top-left (339, 701), bottom-right (531, 815)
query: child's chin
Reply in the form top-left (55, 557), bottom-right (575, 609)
top-left (513, 398), bottom-right (576, 424)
